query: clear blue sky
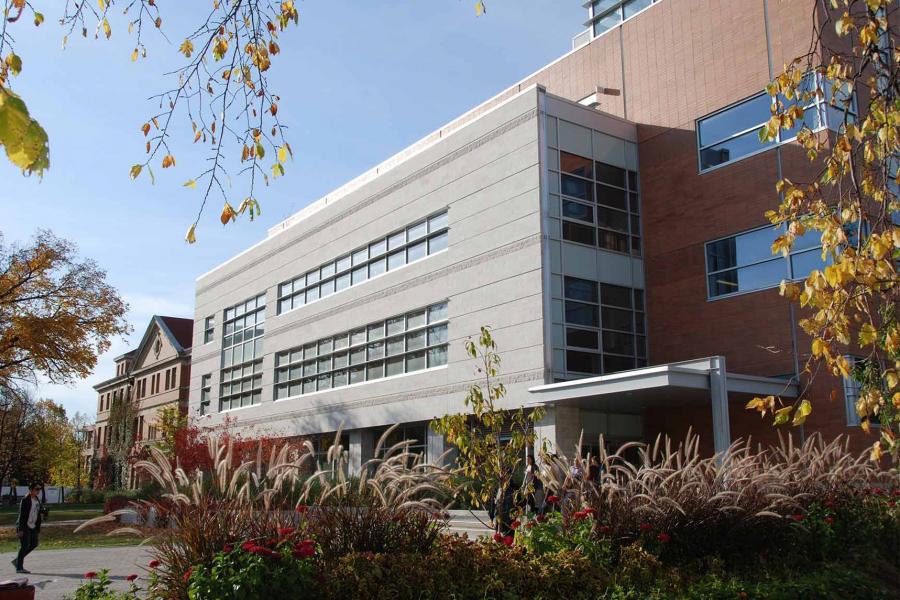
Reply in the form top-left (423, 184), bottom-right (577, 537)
top-left (3, 1), bottom-right (583, 418)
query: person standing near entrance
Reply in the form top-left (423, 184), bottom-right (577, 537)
top-left (13, 483), bottom-right (42, 574)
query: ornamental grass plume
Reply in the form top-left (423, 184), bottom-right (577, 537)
top-left (76, 425), bottom-right (454, 599)
top-left (538, 430), bottom-right (896, 557)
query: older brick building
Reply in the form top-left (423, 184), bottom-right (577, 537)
top-left (188, 0), bottom-right (873, 465)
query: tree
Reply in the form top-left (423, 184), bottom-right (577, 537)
top-left (0, 384), bottom-right (34, 498)
top-left (27, 399), bottom-right (80, 488)
top-left (154, 404), bottom-right (187, 461)
top-left (106, 389), bottom-right (137, 489)
top-left (748, 0), bottom-right (899, 461)
top-left (430, 327), bottom-right (545, 529)
top-left (0, 230), bottom-right (130, 390)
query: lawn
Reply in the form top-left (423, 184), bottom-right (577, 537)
top-left (0, 503), bottom-right (103, 526)
top-left (0, 523), bottom-right (145, 552)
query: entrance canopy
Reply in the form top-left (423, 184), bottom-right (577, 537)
top-left (527, 357), bottom-right (798, 454)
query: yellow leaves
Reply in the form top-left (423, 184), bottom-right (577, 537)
top-left (238, 198), bottom-right (260, 220)
top-left (220, 202), bottom-right (237, 225)
top-left (183, 179), bottom-right (197, 189)
top-left (811, 338), bottom-right (829, 358)
top-left (161, 154), bottom-right (175, 168)
top-left (773, 406), bottom-right (793, 426)
top-left (213, 37), bottom-right (228, 61)
top-left (835, 12), bottom-right (854, 36)
top-left (792, 399), bottom-right (812, 426)
top-left (4, 53), bottom-right (22, 77)
top-left (98, 0), bottom-right (106, 10)
top-left (33, 12), bottom-right (44, 26)
top-left (870, 441), bottom-right (882, 462)
top-left (277, 146), bottom-right (288, 163)
top-left (131, 48), bottom-right (139, 62)
top-left (102, 18), bottom-right (111, 39)
top-left (475, 1), bottom-right (486, 16)
top-left (129, 164), bottom-right (142, 180)
top-left (185, 223), bottom-right (197, 245)
top-left (0, 86), bottom-right (50, 176)
top-left (859, 322), bottom-right (878, 347)
top-left (746, 395), bottom-right (775, 417)
top-left (179, 39), bottom-right (194, 58)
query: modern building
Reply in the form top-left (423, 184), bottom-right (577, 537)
top-left (189, 0), bottom-right (872, 467)
top-left (91, 316), bottom-right (193, 487)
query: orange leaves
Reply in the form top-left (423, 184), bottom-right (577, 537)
top-left (213, 37), bottom-right (229, 61)
top-left (179, 39), bottom-right (194, 58)
top-left (220, 202), bottom-right (238, 225)
top-left (161, 154), bottom-right (175, 168)
top-left (269, 103), bottom-right (278, 116)
top-left (141, 123), bottom-right (151, 137)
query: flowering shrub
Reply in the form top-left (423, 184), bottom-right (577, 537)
top-left (67, 569), bottom-right (140, 600)
top-left (184, 538), bottom-right (317, 600)
top-left (515, 510), bottom-right (613, 565)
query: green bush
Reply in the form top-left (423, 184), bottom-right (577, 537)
top-left (185, 536), bottom-right (317, 600)
top-left (65, 569), bottom-right (140, 600)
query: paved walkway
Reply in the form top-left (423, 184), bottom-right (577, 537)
top-left (2, 546), bottom-right (151, 600)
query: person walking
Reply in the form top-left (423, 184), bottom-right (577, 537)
top-left (522, 455), bottom-right (544, 514)
top-left (13, 483), bottom-right (42, 574)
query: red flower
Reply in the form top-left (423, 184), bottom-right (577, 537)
top-left (510, 520), bottom-right (521, 529)
top-left (824, 516), bottom-right (835, 525)
top-left (526, 522), bottom-right (534, 529)
top-left (536, 514), bottom-right (546, 523)
top-left (222, 544), bottom-right (234, 553)
top-left (573, 510), bottom-right (587, 520)
top-left (639, 523), bottom-right (652, 531)
top-left (184, 568), bottom-right (192, 583)
top-left (241, 541), bottom-right (256, 552)
top-left (295, 504), bottom-right (309, 514)
top-left (790, 514), bottom-right (804, 522)
top-left (598, 525), bottom-right (611, 534)
top-left (892, 489), bottom-right (900, 498)
top-left (583, 507), bottom-right (597, 516)
top-left (502, 535), bottom-right (514, 546)
top-left (493, 532), bottom-right (503, 543)
top-left (278, 527), bottom-right (295, 537)
top-left (657, 532), bottom-right (671, 543)
top-left (300, 539), bottom-right (316, 547)
top-left (84, 572), bottom-right (98, 580)
top-left (293, 543), bottom-right (315, 559)
top-left (824, 500), bottom-right (835, 508)
top-left (148, 560), bottom-right (161, 569)
top-left (546, 495), bottom-right (560, 504)
top-left (126, 574), bottom-right (138, 582)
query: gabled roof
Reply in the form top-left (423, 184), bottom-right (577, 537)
top-left (132, 316), bottom-right (193, 370)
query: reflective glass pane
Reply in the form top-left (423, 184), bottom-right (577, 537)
top-left (427, 346), bottom-right (448, 368)
top-left (407, 329), bottom-right (426, 351)
top-left (350, 329), bottom-right (366, 346)
top-left (601, 284), bottom-right (632, 308)
top-left (593, 11), bottom-right (621, 35)
top-left (561, 175), bottom-right (593, 201)
top-left (699, 94), bottom-right (771, 146)
top-left (596, 163), bottom-right (626, 188)
top-left (429, 211), bottom-right (449, 231)
top-left (562, 199), bottom-right (593, 223)
top-left (559, 151), bottom-right (593, 179)
top-left (563, 221), bottom-right (596, 245)
top-left (700, 127), bottom-right (775, 170)
top-left (408, 220), bottom-right (428, 241)
top-left (603, 331), bottom-right (635, 355)
top-left (407, 310), bottom-right (426, 329)
top-left (306, 286), bottom-right (319, 302)
top-left (335, 273), bottom-right (351, 291)
top-left (336, 255), bottom-right (352, 272)
top-left (388, 231), bottom-right (405, 250)
top-left (385, 356), bottom-right (404, 377)
top-left (368, 323), bottom-right (385, 340)
top-left (320, 262), bottom-right (335, 279)
top-left (567, 350), bottom-right (601, 374)
top-left (790, 248), bottom-right (829, 279)
top-left (320, 279), bottom-right (334, 298)
top-left (351, 266), bottom-right (367, 285)
top-left (565, 301), bottom-right (599, 327)
top-left (603, 355), bottom-right (634, 374)
top-left (428, 232), bottom-right (448, 253)
top-left (349, 366), bottom-right (365, 384)
top-left (369, 258), bottom-right (387, 278)
top-left (333, 370), bottom-right (348, 387)
top-left (388, 250), bottom-right (406, 271)
top-left (387, 316), bottom-right (405, 335)
top-left (566, 327), bottom-right (599, 349)
top-left (368, 341), bottom-right (385, 360)
top-left (367, 361), bottom-right (384, 380)
top-left (407, 240), bottom-right (427, 262)
top-left (623, 0), bottom-right (651, 18)
top-left (564, 277), bottom-right (598, 302)
top-left (734, 227), bottom-right (780, 267)
top-left (369, 238), bottom-right (387, 257)
top-left (597, 207), bottom-right (629, 232)
top-left (428, 302), bottom-right (448, 323)
top-left (386, 336), bottom-right (405, 356)
top-left (306, 269), bottom-right (320, 285)
top-left (601, 307), bottom-right (633, 332)
top-left (406, 351), bottom-right (426, 372)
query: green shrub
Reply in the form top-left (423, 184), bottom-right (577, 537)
top-left (65, 569), bottom-right (140, 600)
top-left (186, 536), bottom-right (317, 600)
top-left (515, 510), bottom-right (613, 565)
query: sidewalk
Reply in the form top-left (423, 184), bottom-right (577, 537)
top-left (2, 546), bottom-right (152, 600)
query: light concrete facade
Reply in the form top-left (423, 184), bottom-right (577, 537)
top-left (190, 86), bottom-right (648, 463)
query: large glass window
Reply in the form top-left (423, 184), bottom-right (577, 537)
top-left (552, 150), bottom-right (641, 256)
top-left (705, 226), bottom-right (830, 298)
top-left (277, 210), bottom-right (449, 314)
top-left (203, 316), bottom-right (215, 344)
top-left (199, 374), bottom-right (211, 415)
top-left (698, 72), bottom-right (857, 172)
top-left (274, 301), bottom-right (449, 399)
top-left (563, 277), bottom-right (647, 375)
top-left (220, 294), bottom-right (266, 411)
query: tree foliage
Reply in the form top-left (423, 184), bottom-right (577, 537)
top-left (105, 387), bottom-right (137, 488)
top-left (0, 230), bottom-right (129, 389)
top-left (748, 0), bottom-right (899, 461)
top-left (430, 327), bottom-right (545, 523)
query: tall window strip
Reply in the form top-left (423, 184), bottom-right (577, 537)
top-left (590, 0), bottom-right (660, 37)
top-left (204, 316), bottom-right (215, 344)
top-left (697, 72), bottom-right (857, 172)
top-left (563, 277), bottom-right (647, 376)
top-left (277, 211), bottom-right (449, 315)
top-left (219, 294), bottom-right (266, 411)
top-left (274, 301), bottom-right (449, 399)
top-left (199, 374), bottom-right (211, 415)
top-left (549, 149), bottom-right (641, 256)
top-left (705, 226), bottom-right (829, 299)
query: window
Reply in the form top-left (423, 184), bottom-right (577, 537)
top-left (164, 370), bottom-right (170, 390)
top-left (591, 0), bottom-right (659, 37)
top-left (274, 301), bottom-right (449, 399)
top-left (553, 150), bottom-right (641, 256)
top-left (697, 72), bottom-right (857, 172)
top-left (277, 210), bottom-right (450, 314)
top-left (705, 225), bottom-right (830, 299)
top-left (198, 374), bottom-right (211, 415)
top-left (843, 356), bottom-right (882, 428)
top-left (220, 294), bottom-right (266, 411)
top-left (563, 277), bottom-right (647, 375)
top-left (204, 316), bottom-right (215, 344)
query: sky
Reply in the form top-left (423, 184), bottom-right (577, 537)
top-left (2, 1), bottom-right (584, 418)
